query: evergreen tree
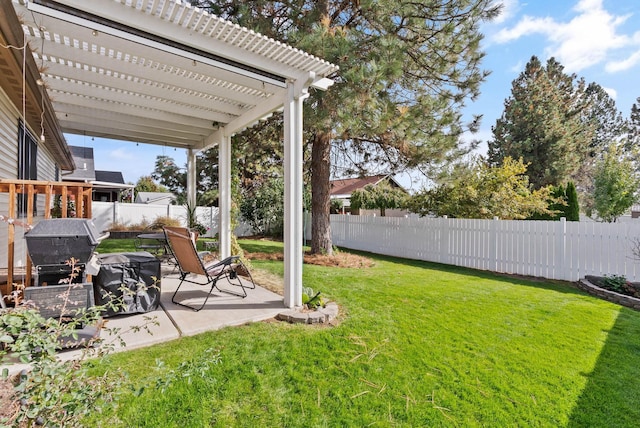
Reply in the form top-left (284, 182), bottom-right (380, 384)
top-left (192, 0), bottom-right (501, 254)
top-left (528, 184), bottom-right (566, 221)
top-left (628, 99), bottom-right (640, 149)
top-left (488, 56), bottom-right (596, 189)
top-left (578, 83), bottom-right (628, 187)
top-left (565, 181), bottom-right (580, 221)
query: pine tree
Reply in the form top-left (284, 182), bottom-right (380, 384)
top-left (488, 56), bottom-right (596, 189)
top-left (628, 99), bottom-right (640, 148)
top-left (193, 0), bottom-right (501, 254)
top-left (565, 181), bottom-right (580, 221)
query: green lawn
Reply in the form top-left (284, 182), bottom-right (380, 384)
top-left (89, 239), bottom-right (640, 427)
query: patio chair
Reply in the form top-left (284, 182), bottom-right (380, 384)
top-left (163, 226), bottom-right (255, 311)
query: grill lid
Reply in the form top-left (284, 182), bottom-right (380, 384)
top-left (25, 218), bottom-right (105, 265)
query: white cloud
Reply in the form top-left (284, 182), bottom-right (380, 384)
top-left (492, 0), bottom-right (634, 72)
top-left (602, 86), bottom-right (617, 100)
top-left (492, 0), bottom-right (520, 24)
top-left (509, 60), bottom-right (524, 73)
top-left (493, 16), bottom-right (557, 43)
top-left (108, 148), bottom-right (133, 160)
top-left (606, 49), bottom-right (640, 72)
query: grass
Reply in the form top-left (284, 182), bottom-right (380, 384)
top-left (97, 237), bottom-right (217, 254)
top-left (87, 239), bottom-right (640, 427)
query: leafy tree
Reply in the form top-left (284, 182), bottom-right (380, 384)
top-left (192, 0), bottom-right (501, 254)
top-left (565, 181), bottom-right (580, 221)
top-left (134, 175), bottom-right (166, 194)
top-left (152, 116), bottom-right (284, 207)
top-left (406, 157), bottom-right (552, 219)
top-left (239, 177), bottom-right (285, 237)
top-left (330, 198), bottom-right (344, 214)
top-left (350, 182), bottom-right (408, 216)
top-left (134, 175), bottom-right (169, 204)
top-left (152, 156), bottom-right (187, 204)
top-left (591, 143), bottom-right (640, 222)
top-left (529, 181), bottom-right (580, 221)
top-left (488, 56), bottom-right (596, 189)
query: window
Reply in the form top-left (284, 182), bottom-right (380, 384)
top-left (17, 121), bottom-right (38, 217)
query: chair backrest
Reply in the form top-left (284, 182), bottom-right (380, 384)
top-left (163, 226), bottom-right (207, 276)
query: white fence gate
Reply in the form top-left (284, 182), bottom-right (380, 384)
top-left (330, 215), bottom-right (640, 282)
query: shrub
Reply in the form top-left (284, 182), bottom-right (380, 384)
top-left (149, 216), bottom-right (181, 230)
top-left (0, 259), bottom-right (158, 426)
top-left (302, 287), bottom-right (325, 309)
top-left (603, 274), bottom-right (627, 293)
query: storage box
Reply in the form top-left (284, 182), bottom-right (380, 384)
top-left (23, 282), bottom-right (95, 319)
top-left (93, 252), bottom-right (161, 317)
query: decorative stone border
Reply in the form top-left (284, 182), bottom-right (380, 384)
top-left (578, 278), bottom-right (640, 311)
top-left (276, 302), bottom-right (339, 324)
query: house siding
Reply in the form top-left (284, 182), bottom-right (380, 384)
top-left (0, 86), bottom-right (59, 270)
top-left (0, 86), bottom-right (18, 179)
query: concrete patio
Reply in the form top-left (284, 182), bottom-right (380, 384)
top-left (100, 267), bottom-right (287, 352)
top-left (1, 267), bottom-right (286, 375)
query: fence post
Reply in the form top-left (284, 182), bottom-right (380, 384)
top-left (490, 216), bottom-right (499, 272)
top-left (113, 201), bottom-right (119, 225)
top-left (557, 217), bottom-right (567, 280)
top-left (344, 213), bottom-right (350, 245)
top-left (440, 216), bottom-right (449, 265)
top-left (210, 206), bottom-right (214, 237)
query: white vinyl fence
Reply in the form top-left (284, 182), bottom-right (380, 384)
top-left (92, 202), bottom-right (220, 238)
top-left (331, 215), bottom-right (640, 282)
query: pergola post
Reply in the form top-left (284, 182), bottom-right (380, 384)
top-left (186, 148), bottom-right (197, 208)
top-left (218, 134), bottom-right (232, 259)
top-left (283, 81), bottom-right (307, 308)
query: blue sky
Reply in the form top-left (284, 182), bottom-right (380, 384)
top-left (463, 0), bottom-right (640, 153)
top-left (67, 0), bottom-right (640, 189)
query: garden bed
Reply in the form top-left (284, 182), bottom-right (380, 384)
top-left (578, 276), bottom-right (640, 311)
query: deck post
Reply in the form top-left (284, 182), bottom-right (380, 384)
top-left (283, 81), bottom-right (307, 308)
top-left (219, 135), bottom-right (232, 260)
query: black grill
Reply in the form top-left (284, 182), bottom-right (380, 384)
top-left (24, 218), bottom-right (104, 266)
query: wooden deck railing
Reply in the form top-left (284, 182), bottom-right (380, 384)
top-left (0, 179), bottom-right (92, 291)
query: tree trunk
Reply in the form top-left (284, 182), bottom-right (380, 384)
top-left (310, 131), bottom-right (333, 255)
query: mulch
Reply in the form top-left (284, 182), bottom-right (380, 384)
top-left (246, 251), bottom-right (375, 268)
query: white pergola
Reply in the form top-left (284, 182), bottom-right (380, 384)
top-left (13, 0), bottom-right (338, 308)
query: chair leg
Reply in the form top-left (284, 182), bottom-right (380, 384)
top-left (172, 273), bottom-right (246, 311)
top-left (227, 261), bottom-right (256, 291)
top-left (214, 274), bottom-right (247, 298)
top-left (171, 275), bottom-right (213, 312)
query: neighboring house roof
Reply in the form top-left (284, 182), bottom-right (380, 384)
top-left (95, 170), bottom-right (125, 184)
top-left (135, 192), bottom-right (176, 205)
top-left (330, 175), bottom-right (403, 198)
top-left (63, 146), bottom-right (96, 181)
top-left (63, 146), bottom-right (133, 192)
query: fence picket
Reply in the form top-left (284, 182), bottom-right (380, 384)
top-left (89, 201), bottom-right (640, 282)
top-left (330, 214), bottom-right (640, 282)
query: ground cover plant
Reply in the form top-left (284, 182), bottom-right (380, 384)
top-left (86, 240), bottom-right (640, 427)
